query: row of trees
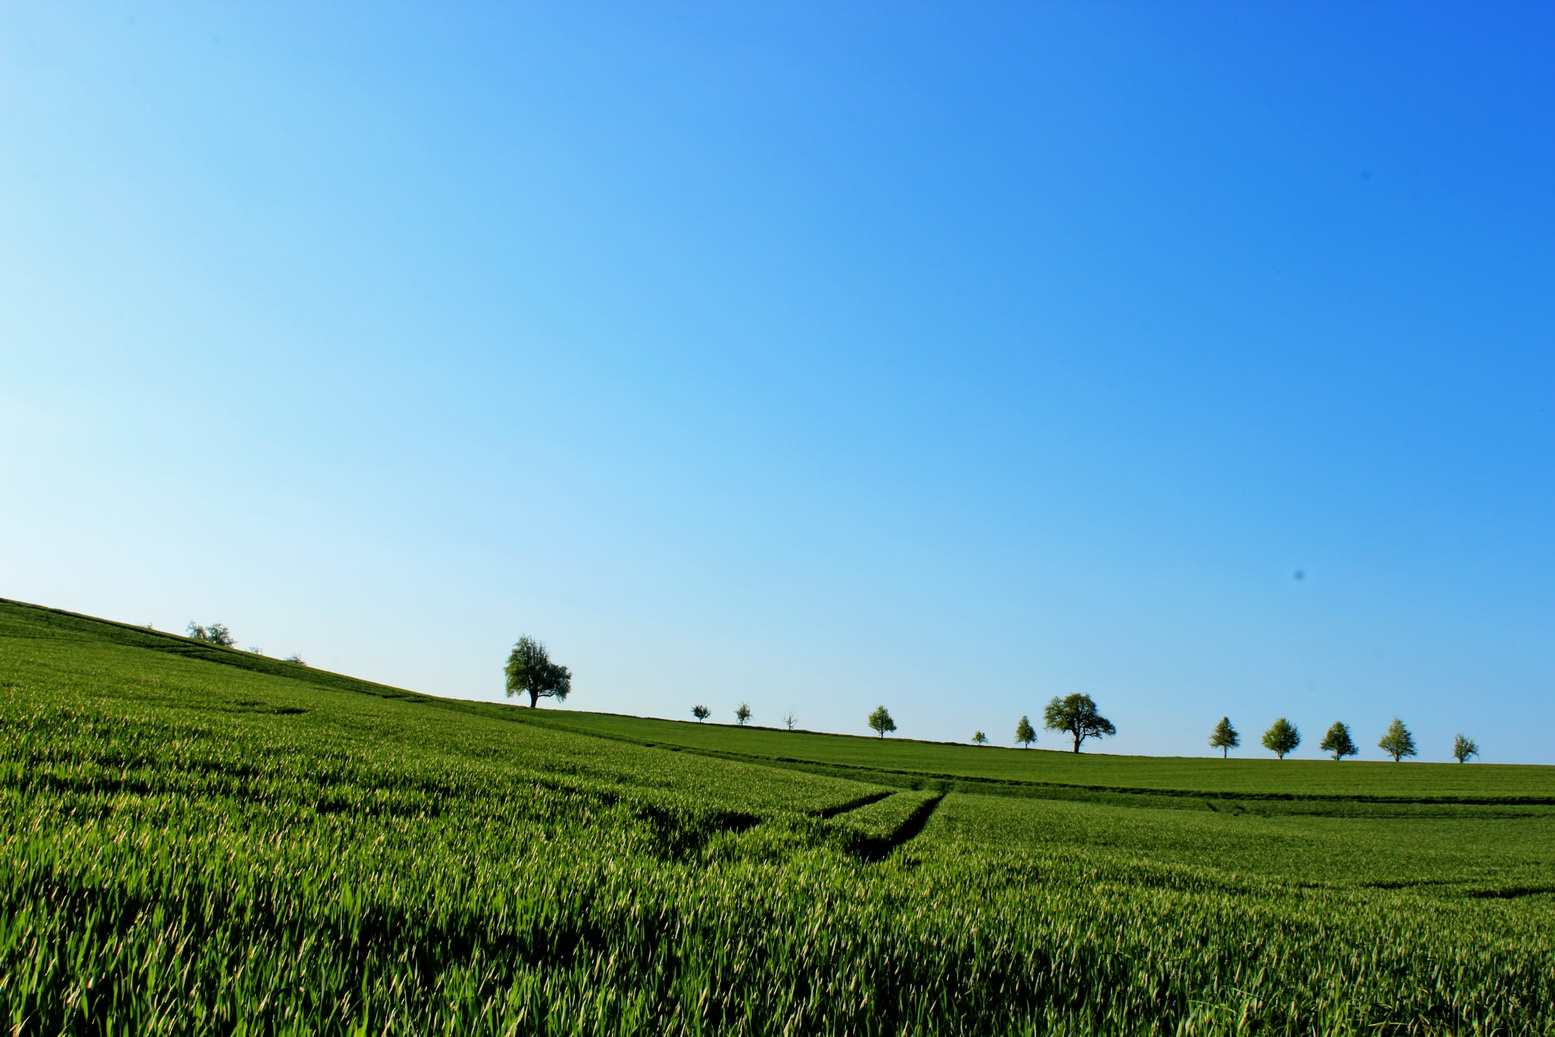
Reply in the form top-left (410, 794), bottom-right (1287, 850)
top-left (865, 696), bottom-right (1116, 750)
top-left (954, 698), bottom-right (1122, 751)
top-left (691, 703), bottom-right (761, 726)
top-left (675, 695), bottom-right (1480, 765)
top-left (1210, 716), bottom-right (1479, 762)
top-left (691, 703), bottom-right (885, 736)
top-left (186, 621), bottom-right (236, 647)
top-left (187, 621), bottom-right (304, 664)
top-left (1001, 695), bottom-right (1116, 752)
top-left (500, 644), bottom-right (1481, 765)
top-left (677, 696), bottom-right (1121, 751)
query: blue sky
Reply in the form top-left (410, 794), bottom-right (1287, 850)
top-left (3, 3), bottom-right (1551, 762)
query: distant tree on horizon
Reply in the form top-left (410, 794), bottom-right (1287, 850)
top-left (1319, 721), bottom-right (1358, 761)
top-left (504, 636), bottom-right (572, 708)
top-left (735, 702), bottom-right (752, 726)
top-left (1378, 718), bottom-right (1417, 762)
top-left (186, 621), bottom-right (235, 647)
top-left (867, 705), bottom-right (896, 739)
top-left (1453, 733), bottom-right (1480, 763)
top-left (1262, 718), bottom-right (1300, 759)
top-left (1015, 715), bottom-right (1036, 748)
top-left (783, 711), bottom-right (798, 730)
top-left (692, 704), bottom-right (710, 722)
top-left (972, 731), bottom-right (988, 745)
top-left (1043, 694), bottom-right (1115, 753)
top-left (1209, 717), bottom-right (1239, 758)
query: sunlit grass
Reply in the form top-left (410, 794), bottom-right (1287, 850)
top-left (3, 598), bottom-right (1554, 1034)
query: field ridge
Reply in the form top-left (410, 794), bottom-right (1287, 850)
top-left (516, 710), bottom-right (1555, 810)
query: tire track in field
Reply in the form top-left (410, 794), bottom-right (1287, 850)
top-left (815, 790), bottom-right (894, 818)
top-left (887, 791), bottom-right (944, 850)
top-left (847, 791), bottom-right (946, 862)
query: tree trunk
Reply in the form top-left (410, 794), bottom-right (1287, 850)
top-left (1072, 731), bottom-right (1081, 753)
top-left (529, 690), bottom-right (539, 708)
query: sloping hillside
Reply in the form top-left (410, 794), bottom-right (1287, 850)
top-left (3, 599), bottom-right (1553, 1035)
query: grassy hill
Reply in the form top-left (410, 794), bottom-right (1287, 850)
top-left (3, 597), bottom-right (1554, 1034)
top-left (520, 708), bottom-right (1555, 804)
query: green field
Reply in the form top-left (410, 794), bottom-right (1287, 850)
top-left (3, 598), bottom-right (1554, 1035)
top-left (518, 709), bottom-right (1555, 803)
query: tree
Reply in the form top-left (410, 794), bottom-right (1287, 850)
top-left (504, 636), bottom-right (572, 708)
top-left (1043, 694), bottom-right (1115, 753)
top-left (285, 654), bottom-right (306, 666)
top-left (1319, 721), bottom-right (1358, 761)
top-left (1014, 715), bottom-right (1036, 748)
top-left (187, 621), bottom-right (235, 647)
top-left (735, 702), bottom-right (752, 726)
top-left (1453, 733), bottom-right (1479, 763)
top-left (972, 731), bottom-right (988, 745)
top-left (783, 712), bottom-right (798, 731)
top-left (1378, 718), bottom-right (1417, 762)
top-left (1262, 718), bottom-right (1300, 759)
top-left (1209, 717), bottom-right (1239, 758)
top-left (867, 705), bottom-right (896, 738)
top-left (692, 704), bottom-right (710, 722)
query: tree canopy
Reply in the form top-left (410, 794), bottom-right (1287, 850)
top-left (1014, 715), bottom-right (1036, 748)
top-left (735, 702), bottom-right (752, 726)
top-left (1043, 695), bottom-right (1114, 753)
top-left (503, 636), bottom-right (572, 709)
top-left (971, 731), bottom-right (988, 745)
top-left (1378, 718), bottom-right (1417, 762)
top-left (187, 621), bottom-right (235, 647)
top-left (1453, 733), bottom-right (1480, 763)
top-left (1319, 722), bottom-right (1358, 761)
top-left (692, 704), bottom-right (710, 722)
top-left (1262, 718), bottom-right (1300, 759)
top-left (1209, 717), bottom-right (1239, 758)
top-left (867, 705), bottom-right (896, 738)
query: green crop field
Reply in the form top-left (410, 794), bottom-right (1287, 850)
top-left (521, 709), bottom-right (1555, 803)
top-left (3, 598), bottom-right (1554, 1035)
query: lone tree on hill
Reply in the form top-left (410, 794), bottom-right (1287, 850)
top-left (735, 702), bottom-right (752, 726)
top-left (1378, 718), bottom-right (1417, 762)
top-left (1319, 721), bottom-right (1358, 761)
top-left (187, 621), bottom-right (235, 647)
top-left (1015, 715), bottom-right (1036, 748)
top-left (867, 705), bottom-right (897, 738)
top-left (1453, 733), bottom-right (1480, 763)
top-left (504, 636), bottom-right (572, 708)
top-left (972, 731), bottom-right (988, 745)
top-left (1209, 717), bottom-right (1239, 758)
top-left (692, 704), bottom-right (710, 722)
top-left (1262, 718), bottom-right (1300, 759)
top-left (1044, 694), bottom-right (1115, 753)
top-left (783, 712), bottom-right (798, 730)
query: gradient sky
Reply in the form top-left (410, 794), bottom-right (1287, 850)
top-left (3, 3), bottom-right (1551, 762)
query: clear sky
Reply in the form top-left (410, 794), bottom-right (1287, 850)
top-left (3, 3), bottom-right (1551, 763)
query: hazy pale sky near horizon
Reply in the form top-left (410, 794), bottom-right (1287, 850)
top-left (3, 3), bottom-right (1552, 762)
